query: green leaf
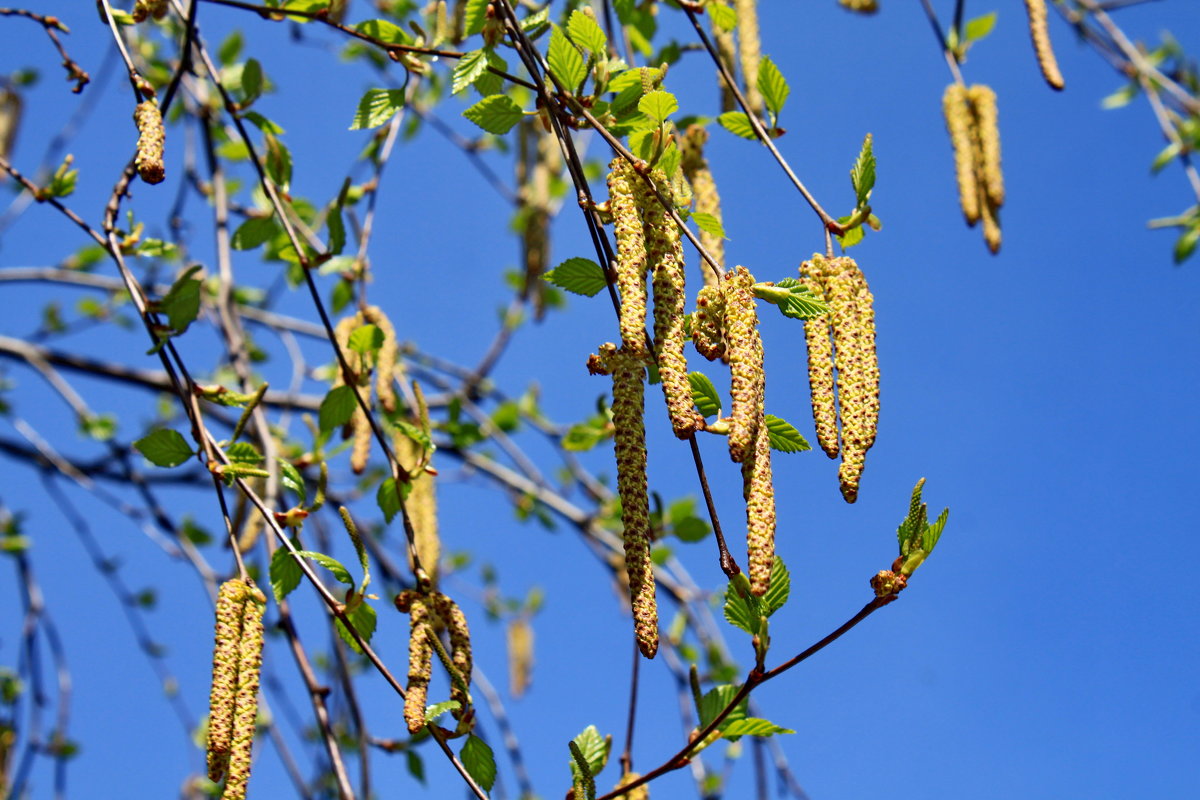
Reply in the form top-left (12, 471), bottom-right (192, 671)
top-left (708, 2), bottom-right (737, 32)
top-left (567, 9), bottom-right (607, 55)
top-left (720, 717), bottom-right (794, 739)
top-left (231, 217), bottom-right (279, 250)
top-left (569, 725), bottom-right (610, 780)
top-left (269, 545), bottom-right (302, 603)
top-left (463, 0), bottom-right (488, 36)
top-left (133, 429), bottom-right (194, 468)
top-left (837, 220), bottom-right (866, 249)
top-left (923, 507), bottom-right (949, 554)
top-left (963, 11), bottom-right (998, 42)
top-left (764, 414), bottom-right (810, 453)
top-left (688, 372), bottom-right (722, 418)
top-left (761, 556), bottom-right (790, 615)
top-left (548, 26), bottom-right (587, 90)
top-left (241, 110), bottom-right (284, 135)
top-left (692, 212), bottom-right (726, 240)
top-left (543, 257), bottom-right (607, 296)
top-left (335, 601), bottom-right (377, 654)
top-left (279, 460), bottom-right (306, 503)
top-left (1175, 224), bottom-right (1200, 264)
top-left (425, 700), bottom-right (462, 723)
top-left (348, 324), bottom-right (384, 356)
top-left (241, 58), bottom-right (263, 104)
top-left (218, 31), bottom-right (244, 66)
top-left (698, 685), bottom-right (748, 730)
top-left (520, 6), bottom-right (550, 36)
top-left (850, 133), bottom-right (875, 208)
top-left (318, 385), bottom-right (358, 433)
top-left (452, 49), bottom-right (490, 95)
top-left (1151, 141), bottom-right (1182, 174)
top-left (226, 441), bottom-right (263, 464)
top-left (723, 580), bottom-right (763, 634)
top-left (376, 477), bottom-right (411, 524)
top-left (462, 94), bottom-right (525, 135)
top-left (264, 134), bottom-right (291, 190)
top-left (638, 89), bottom-right (678, 123)
top-left (355, 18), bottom-right (413, 46)
top-left (717, 111), bottom-right (756, 140)
top-left (461, 735), bottom-right (497, 792)
top-left (757, 56), bottom-right (789, 117)
top-left (294, 550), bottom-right (354, 586)
top-left (159, 266), bottom-right (202, 333)
top-left (406, 750), bottom-right (425, 784)
top-left (562, 420), bottom-right (611, 452)
top-left (349, 88), bottom-right (405, 130)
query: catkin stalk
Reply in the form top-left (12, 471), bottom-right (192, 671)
top-left (733, 0), bottom-right (764, 117)
top-left (723, 267), bottom-right (764, 463)
top-left (943, 84), bottom-right (979, 226)
top-left (223, 584), bottom-right (265, 800)
top-left (133, 101), bottom-right (165, 185)
top-left (800, 256), bottom-right (839, 459)
top-left (680, 125), bottom-right (724, 288)
top-left (607, 159), bottom-right (650, 355)
top-left (635, 169), bottom-right (702, 439)
top-left (1023, 0), bottom-right (1065, 90)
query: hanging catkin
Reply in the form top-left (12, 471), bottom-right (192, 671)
top-left (1023, 0), bottom-right (1065, 90)
top-left (800, 257), bottom-right (839, 459)
top-left (607, 159), bottom-right (650, 355)
top-left (838, 0), bottom-right (880, 13)
top-left (692, 285), bottom-right (727, 362)
top-left (680, 125), bottom-right (725, 288)
top-left (634, 169), bottom-right (703, 439)
top-left (133, 101), bottom-right (165, 185)
top-left (969, 85), bottom-right (1004, 207)
top-left (943, 84), bottom-right (979, 226)
top-left (395, 591), bottom-right (435, 734)
top-left (223, 584), bottom-right (265, 800)
top-left (742, 395), bottom-right (775, 596)
top-left (944, 83), bottom-right (1005, 252)
top-left (588, 344), bottom-right (658, 658)
top-left (733, 0), bottom-right (764, 117)
top-left (394, 429), bottom-right (439, 585)
top-left (205, 579), bottom-right (265, 800)
top-left (206, 580), bottom-right (246, 782)
top-left (507, 617), bottom-right (533, 698)
top-left (428, 592), bottom-right (474, 731)
top-left (723, 267), bottom-right (764, 463)
top-left (362, 305), bottom-right (399, 414)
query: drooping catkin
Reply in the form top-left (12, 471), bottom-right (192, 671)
top-left (607, 159), bottom-right (650, 355)
top-left (1023, 0), bottom-right (1065, 90)
top-left (223, 584), bottom-right (266, 800)
top-left (394, 429), bottom-right (439, 585)
top-left (733, 0), bottom-right (764, 117)
top-left (692, 285), bottom-right (727, 362)
top-left (742, 401), bottom-right (775, 596)
top-left (133, 101), bottom-right (165, 185)
top-left (943, 84), bottom-right (979, 226)
top-left (132, 0), bottom-right (169, 22)
top-left (362, 305), bottom-right (399, 414)
top-left (980, 194), bottom-right (1003, 255)
top-left (206, 580), bottom-right (247, 782)
top-left (799, 257), bottom-right (839, 459)
top-left (712, 20), bottom-right (739, 113)
top-left (723, 267), bottom-right (764, 463)
top-left (507, 617), bottom-right (533, 698)
top-left (428, 592), bottom-right (473, 730)
top-left (635, 169), bottom-right (703, 439)
top-left (589, 343), bottom-right (658, 659)
top-left (615, 772), bottom-right (649, 800)
top-left (680, 125), bottom-right (724, 288)
top-left (968, 84), bottom-right (1004, 207)
top-left (395, 591), bottom-right (434, 734)
top-left (0, 89), bottom-right (21, 165)
top-left (332, 313), bottom-right (373, 474)
top-left (235, 476), bottom-right (266, 554)
top-left (838, 0), bottom-right (880, 13)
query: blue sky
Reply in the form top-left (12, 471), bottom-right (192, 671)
top-left (2, 2), bottom-right (1199, 799)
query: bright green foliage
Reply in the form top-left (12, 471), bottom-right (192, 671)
top-left (452, 49), bottom-right (490, 95)
top-left (895, 479), bottom-right (949, 576)
top-left (158, 266), bottom-right (203, 334)
top-left (318, 385), bottom-right (357, 432)
top-left (231, 217), bottom-right (279, 250)
top-left (688, 372), bottom-right (722, 419)
top-left (348, 324), bottom-right (384, 356)
top-left (757, 56), bottom-right (790, 118)
top-left (566, 9), bottom-right (607, 56)
top-left (225, 442), bottom-right (263, 465)
top-left (569, 725), bottom-right (610, 782)
top-left (424, 700), bottom-right (462, 723)
top-left (349, 88), bottom-right (405, 130)
top-left (764, 415), bottom-right (810, 453)
top-left (692, 212), bottom-right (727, 240)
top-left (269, 543), bottom-right (302, 603)
top-left (461, 734), bottom-right (497, 792)
top-left (544, 257), bottom-right (607, 296)
top-left (335, 602), bottom-right (377, 654)
top-left (376, 477), bottom-right (411, 523)
top-left (753, 279), bottom-right (828, 320)
top-left (548, 25), bottom-right (587, 90)
top-left (708, 2), bottom-right (738, 32)
top-left (718, 111), bottom-right (756, 140)
top-left (721, 717), bottom-right (794, 739)
top-left (133, 429), bottom-right (194, 468)
top-left (724, 556), bottom-right (790, 633)
top-left (462, 95), bottom-right (525, 135)
top-left (639, 89), bottom-right (678, 123)
top-left (851, 133), bottom-right (876, 208)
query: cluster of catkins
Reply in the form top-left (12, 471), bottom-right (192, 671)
top-left (394, 589), bottom-right (474, 735)
top-left (206, 579), bottom-right (266, 800)
top-left (943, 83), bottom-right (1004, 253)
top-left (800, 254), bottom-right (879, 504)
top-left (331, 306), bottom-right (400, 474)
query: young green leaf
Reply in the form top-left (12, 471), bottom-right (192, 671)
top-left (240, 110), bottom-right (284, 135)
top-left (764, 414), bottom-right (810, 453)
top-left (688, 372), bottom-right (722, 418)
top-left (231, 217), bottom-right (279, 250)
top-left (964, 11), bottom-right (998, 43)
top-left (692, 212), bottom-right (727, 240)
top-left (348, 324), bottom-right (384, 356)
top-left (543, 257), bottom-right (607, 296)
top-left (425, 700), bottom-right (462, 723)
top-left (566, 9), bottom-right (607, 56)
top-left (638, 89), bottom-right (678, 123)
top-left (355, 18), bottom-right (413, 45)
top-left (718, 111), bottom-right (756, 140)
top-left (720, 718), bottom-right (794, 739)
top-left (241, 58), bottom-right (263, 104)
top-left (461, 735), bottom-right (497, 792)
top-left (462, 95), bottom-right (525, 135)
top-left (349, 88), bottom-right (405, 130)
top-left (451, 49), bottom-right (490, 95)
top-left (159, 267), bottom-right (202, 333)
top-left (293, 550), bottom-right (354, 586)
top-left (278, 460), bottom-right (307, 503)
top-left (225, 441), bottom-right (263, 464)
top-left (548, 26), bottom-right (587, 90)
top-left (269, 545), bottom-right (303, 603)
top-left (133, 429), bottom-right (194, 468)
top-left (850, 133), bottom-right (876, 208)
top-left (263, 134), bottom-right (292, 190)
top-left (318, 385), bottom-right (357, 432)
top-left (723, 580), bottom-right (763, 634)
top-left (698, 685), bottom-right (748, 730)
top-left (708, 2), bottom-right (738, 32)
top-left (754, 279), bottom-right (828, 320)
top-left (569, 725), bottom-right (610, 780)
top-left (335, 601), bottom-right (377, 654)
top-left (376, 477), bottom-right (411, 524)
top-left (463, 0), bottom-right (488, 35)
top-left (760, 556), bottom-right (790, 616)
top-left (757, 56), bottom-right (790, 118)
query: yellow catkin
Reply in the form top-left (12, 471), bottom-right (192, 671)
top-left (428, 592), bottom-right (473, 731)
top-left (394, 429), bottom-right (439, 585)
top-left (223, 583), bottom-right (266, 800)
top-left (742, 403), bottom-right (775, 596)
top-left (350, 406), bottom-right (372, 474)
top-left (589, 343), bottom-right (658, 659)
top-left (692, 285), bottom-right (727, 362)
top-left (0, 89), bottom-right (21, 165)
top-left (395, 592), bottom-right (434, 734)
top-left (712, 21), bottom-right (739, 113)
top-left (634, 169), bottom-right (703, 439)
top-left (362, 305), bottom-right (398, 414)
top-left (235, 476), bottom-right (267, 554)
top-left (507, 617), bottom-right (533, 698)
top-left (1023, 0), bottom-right (1065, 90)
top-left (826, 258), bottom-right (879, 503)
top-left (980, 194), bottom-right (1003, 254)
top-left (614, 771), bottom-right (649, 800)
top-left (733, 0), bottom-right (764, 117)
top-left (968, 84), bottom-right (1004, 207)
top-left (332, 313), bottom-right (373, 474)
top-left (132, 0), bottom-right (169, 22)
top-left (133, 101), bottom-right (165, 185)
top-left (607, 159), bottom-right (649, 356)
top-left (680, 125), bottom-right (724, 288)
top-left (206, 580), bottom-right (247, 782)
top-left (943, 84), bottom-right (978, 226)
top-left (800, 256), bottom-right (839, 459)
top-left (838, 0), bottom-right (880, 13)
top-left (722, 266), bottom-right (764, 463)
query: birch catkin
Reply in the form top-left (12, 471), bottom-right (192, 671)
top-left (1023, 0), bottom-right (1065, 90)
top-left (607, 159), bottom-right (649, 355)
top-left (969, 85), bottom-right (1004, 207)
top-left (692, 285), bottom-right (727, 362)
top-left (396, 592), bottom-right (434, 734)
top-left (205, 579), bottom-right (265, 799)
top-left (132, 0), bottom-right (168, 22)
top-left (394, 429), bottom-right (439, 585)
top-left (680, 125), bottom-right (724, 288)
top-left (742, 401), bottom-right (775, 596)
top-left (826, 257), bottom-right (879, 503)
top-left (723, 267), bottom-right (764, 463)
top-left (133, 101), bottom-right (165, 185)
top-left (362, 305), bottom-right (399, 414)
top-left (634, 169), bottom-right (702, 439)
top-left (733, 0), bottom-right (764, 117)
top-left (800, 257), bottom-right (839, 459)
top-left (223, 584), bottom-right (266, 800)
top-left (588, 344), bottom-right (658, 658)
top-left (428, 592), bottom-right (473, 731)
top-left (838, 0), bottom-right (880, 13)
top-left (943, 84), bottom-right (979, 226)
